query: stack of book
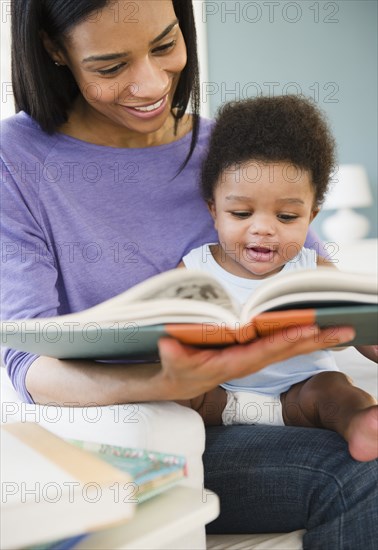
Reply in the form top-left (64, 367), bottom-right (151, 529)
top-left (1, 422), bottom-right (186, 549)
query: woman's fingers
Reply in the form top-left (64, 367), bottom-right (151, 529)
top-left (157, 325), bottom-right (356, 399)
top-left (245, 324), bottom-right (356, 366)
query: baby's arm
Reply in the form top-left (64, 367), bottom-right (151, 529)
top-left (317, 255), bottom-right (377, 363)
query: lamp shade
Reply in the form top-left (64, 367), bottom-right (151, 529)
top-left (323, 164), bottom-right (372, 210)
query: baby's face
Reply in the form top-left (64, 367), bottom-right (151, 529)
top-left (209, 161), bottom-right (318, 279)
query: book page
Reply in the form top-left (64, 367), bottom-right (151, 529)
top-left (0, 270), bottom-right (240, 339)
top-left (241, 269), bottom-right (378, 323)
top-left (93, 269), bottom-right (239, 315)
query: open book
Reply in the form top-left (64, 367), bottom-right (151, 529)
top-left (1, 268), bottom-right (377, 360)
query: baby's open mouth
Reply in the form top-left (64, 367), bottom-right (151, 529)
top-left (248, 246), bottom-right (273, 254)
top-left (244, 245), bottom-right (275, 262)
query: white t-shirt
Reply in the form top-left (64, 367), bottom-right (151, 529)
top-left (183, 244), bottom-right (339, 396)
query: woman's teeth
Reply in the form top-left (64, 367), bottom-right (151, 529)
top-left (133, 98), bottom-right (164, 112)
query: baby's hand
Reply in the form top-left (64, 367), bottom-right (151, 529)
top-left (356, 345), bottom-right (378, 363)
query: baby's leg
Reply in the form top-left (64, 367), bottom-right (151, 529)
top-left (281, 372), bottom-right (378, 461)
top-left (176, 387), bottom-right (227, 426)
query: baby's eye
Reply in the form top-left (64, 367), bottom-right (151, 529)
top-left (231, 211), bottom-right (251, 219)
top-left (277, 214), bottom-right (298, 222)
top-left (97, 63), bottom-right (125, 76)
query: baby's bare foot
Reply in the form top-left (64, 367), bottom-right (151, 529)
top-left (347, 406), bottom-right (378, 462)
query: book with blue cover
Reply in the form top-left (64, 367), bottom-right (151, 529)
top-left (68, 440), bottom-right (187, 504)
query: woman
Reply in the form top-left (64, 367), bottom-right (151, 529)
top-left (1, 1), bottom-right (376, 547)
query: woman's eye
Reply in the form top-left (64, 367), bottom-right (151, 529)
top-left (152, 40), bottom-right (176, 54)
top-left (97, 63), bottom-right (125, 76)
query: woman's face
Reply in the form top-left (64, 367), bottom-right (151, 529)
top-left (53, 0), bottom-right (187, 142)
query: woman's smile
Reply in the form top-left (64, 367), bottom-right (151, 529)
top-left (120, 94), bottom-right (169, 119)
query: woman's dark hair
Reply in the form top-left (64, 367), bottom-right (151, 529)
top-left (201, 95), bottom-right (337, 206)
top-left (11, 0), bottom-right (200, 167)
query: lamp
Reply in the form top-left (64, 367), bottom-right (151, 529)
top-left (322, 164), bottom-right (373, 243)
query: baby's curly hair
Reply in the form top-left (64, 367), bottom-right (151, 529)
top-left (201, 95), bottom-right (336, 206)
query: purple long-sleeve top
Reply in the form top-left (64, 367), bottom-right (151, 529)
top-left (0, 113), bottom-right (324, 402)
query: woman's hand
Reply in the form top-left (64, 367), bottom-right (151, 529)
top-left (155, 325), bottom-right (356, 400)
top-left (26, 325), bottom-right (356, 405)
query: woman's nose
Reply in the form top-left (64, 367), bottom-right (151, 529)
top-left (122, 57), bottom-right (170, 101)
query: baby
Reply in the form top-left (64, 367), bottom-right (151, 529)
top-left (178, 95), bottom-right (378, 462)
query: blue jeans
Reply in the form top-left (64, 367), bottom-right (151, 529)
top-left (204, 425), bottom-right (378, 549)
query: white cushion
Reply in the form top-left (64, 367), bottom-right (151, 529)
top-left (0, 368), bottom-right (205, 489)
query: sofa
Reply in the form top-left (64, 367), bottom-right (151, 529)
top-left (0, 367), bottom-right (209, 549)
